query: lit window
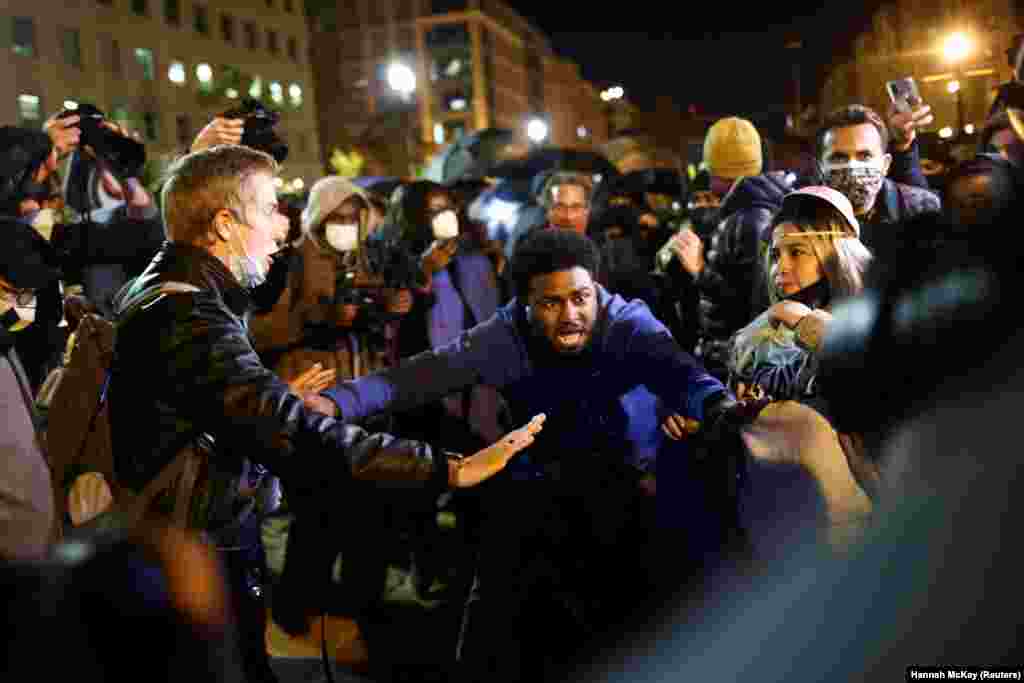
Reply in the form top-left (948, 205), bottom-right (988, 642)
top-left (135, 48), bottom-right (155, 80)
top-left (61, 28), bottom-right (82, 68)
top-left (63, 100), bottom-right (79, 111)
top-left (449, 97), bottom-right (467, 111)
top-left (433, 123), bottom-right (445, 145)
top-left (226, 88), bottom-right (239, 99)
top-left (17, 94), bottom-right (41, 125)
top-left (288, 83), bottom-right (302, 107)
top-left (270, 81), bottom-right (283, 104)
top-left (168, 61), bottom-right (187, 84)
top-left (577, 125), bottom-right (588, 139)
top-left (249, 76), bottom-right (263, 98)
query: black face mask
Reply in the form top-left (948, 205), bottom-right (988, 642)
top-left (688, 207), bottom-right (720, 239)
top-left (783, 277), bottom-right (831, 309)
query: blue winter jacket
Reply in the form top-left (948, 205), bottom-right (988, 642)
top-left (324, 285), bottom-right (727, 476)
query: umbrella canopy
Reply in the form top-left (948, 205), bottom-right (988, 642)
top-left (484, 147), bottom-right (618, 183)
top-left (423, 128), bottom-right (524, 184)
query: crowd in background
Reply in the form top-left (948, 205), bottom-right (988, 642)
top-left (2, 35), bottom-right (1024, 683)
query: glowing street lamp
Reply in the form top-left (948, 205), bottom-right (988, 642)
top-left (526, 118), bottom-right (549, 144)
top-left (943, 32), bottom-right (972, 64)
top-left (964, 123), bottom-right (976, 135)
top-left (939, 126), bottom-right (954, 139)
top-left (947, 79), bottom-right (961, 94)
top-left (387, 62), bottom-right (416, 99)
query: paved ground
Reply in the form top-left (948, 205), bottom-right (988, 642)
top-left (270, 658), bottom-right (371, 683)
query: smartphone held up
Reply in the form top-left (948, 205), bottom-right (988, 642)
top-left (886, 77), bottom-right (922, 114)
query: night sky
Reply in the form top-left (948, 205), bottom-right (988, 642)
top-left (516, 2), bottom-right (886, 116)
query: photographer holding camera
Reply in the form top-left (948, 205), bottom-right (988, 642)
top-left (370, 180), bottom-right (506, 453)
top-left (52, 105), bottom-right (166, 321)
top-left (250, 175), bottom-right (411, 388)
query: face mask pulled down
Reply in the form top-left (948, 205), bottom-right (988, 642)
top-left (823, 160), bottom-right (885, 214)
top-left (228, 228), bottom-right (269, 289)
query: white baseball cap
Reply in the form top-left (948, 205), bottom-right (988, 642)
top-left (776, 185), bottom-right (860, 238)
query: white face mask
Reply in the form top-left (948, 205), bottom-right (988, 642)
top-left (431, 209), bottom-right (459, 240)
top-left (324, 223), bottom-right (359, 252)
top-left (228, 229), bottom-right (269, 289)
top-left (2, 295), bottom-right (37, 331)
top-left (29, 208), bottom-right (59, 241)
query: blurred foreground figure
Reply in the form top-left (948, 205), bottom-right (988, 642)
top-left (572, 194), bottom-right (1024, 682)
top-left (2, 525), bottom-right (241, 681)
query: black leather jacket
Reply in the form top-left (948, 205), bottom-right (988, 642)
top-left (109, 242), bottom-right (449, 504)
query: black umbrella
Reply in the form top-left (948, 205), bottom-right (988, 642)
top-left (484, 147), bottom-right (618, 182)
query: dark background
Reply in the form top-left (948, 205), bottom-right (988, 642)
top-left (518, 2), bottom-right (888, 115)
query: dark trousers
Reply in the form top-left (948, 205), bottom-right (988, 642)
top-left (220, 518), bottom-right (277, 683)
top-left (458, 465), bottom-right (656, 682)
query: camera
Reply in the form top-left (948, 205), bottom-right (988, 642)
top-left (220, 98), bottom-right (288, 163)
top-left (57, 103), bottom-right (146, 179)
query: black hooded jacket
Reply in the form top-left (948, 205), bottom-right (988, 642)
top-left (683, 171), bottom-right (796, 345)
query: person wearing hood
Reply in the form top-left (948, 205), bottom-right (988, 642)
top-left (249, 175), bottom-right (410, 388)
top-left (0, 218), bottom-right (62, 560)
top-left (373, 179), bottom-right (506, 453)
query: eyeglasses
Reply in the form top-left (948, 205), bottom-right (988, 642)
top-left (0, 282), bottom-right (35, 306)
top-left (550, 202), bottom-right (588, 214)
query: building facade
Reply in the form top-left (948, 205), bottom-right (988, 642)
top-left (310, 0), bottom-right (610, 176)
top-left (2, 0), bottom-right (322, 187)
top-left (819, 0), bottom-right (1021, 140)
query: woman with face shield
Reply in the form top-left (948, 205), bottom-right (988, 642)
top-left (726, 188), bottom-right (874, 557)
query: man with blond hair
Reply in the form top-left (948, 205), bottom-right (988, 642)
top-left (107, 144), bottom-right (544, 680)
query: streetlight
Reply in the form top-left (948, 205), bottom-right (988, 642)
top-left (943, 32), bottom-right (972, 63)
top-left (526, 118), bottom-right (549, 145)
top-left (386, 61), bottom-right (418, 175)
top-left (943, 32), bottom-right (972, 140)
top-left (939, 126), bottom-right (954, 139)
top-left (387, 62), bottom-right (416, 101)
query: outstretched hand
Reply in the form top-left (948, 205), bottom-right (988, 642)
top-left (449, 414), bottom-right (546, 487)
top-left (288, 363), bottom-right (338, 396)
top-left (661, 414), bottom-right (701, 441)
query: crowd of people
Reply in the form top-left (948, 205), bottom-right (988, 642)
top-left (2, 40), bottom-right (1024, 683)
